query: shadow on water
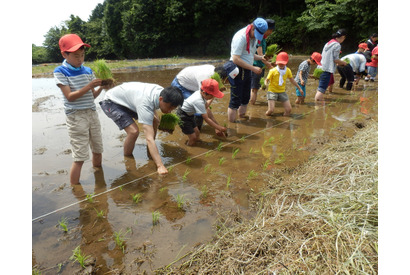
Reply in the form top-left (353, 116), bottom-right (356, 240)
top-left (32, 57), bottom-right (378, 273)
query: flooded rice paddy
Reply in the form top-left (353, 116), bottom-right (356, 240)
top-left (32, 57), bottom-right (378, 274)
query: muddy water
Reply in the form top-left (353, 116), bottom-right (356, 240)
top-left (32, 57), bottom-right (378, 274)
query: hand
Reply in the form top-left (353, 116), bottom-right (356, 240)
top-left (157, 165), bottom-right (168, 175)
top-left (216, 128), bottom-right (227, 138)
top-left (90, 79), bottom-right (102, 88)
top-left (252, 66), bottom-right (262, 75)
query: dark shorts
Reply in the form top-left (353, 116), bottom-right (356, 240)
top-left (228, 67), bottom-right (251, 109)
top-left (250, 68), bottom-right (264, 89)
top-left (99, 100), bottom-right (138, 130)
top-left (177, 108), bottom-right (196, 135)
top-left (317, 71), bottom-right (332, 93)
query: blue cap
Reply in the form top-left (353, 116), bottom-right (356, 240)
top-left (253, 18), bottom-right (268, 41)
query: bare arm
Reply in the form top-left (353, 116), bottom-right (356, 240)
top-left (58, 78), bottom-right (103, 102)
top-left (232, 55), bottom-right (262, 75)
top-left (289, 77), bottom-right (304, 96)
top-left (142, 124), bottom-right (168, 175)
top-left (202, 113), bottom-right (226, 133)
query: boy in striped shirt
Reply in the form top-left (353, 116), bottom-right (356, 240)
top-left (54, 34), bottom-right (109, 185)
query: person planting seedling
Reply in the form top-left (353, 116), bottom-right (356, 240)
top-left (177, 79), bottom-right (227, 146)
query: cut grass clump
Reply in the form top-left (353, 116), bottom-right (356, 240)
top-left (91, 59), bottom-right (115, 87)
top-left (158, 113), bottom-right (181, 134)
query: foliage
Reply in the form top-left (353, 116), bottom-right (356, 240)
top-left (91, 59), bottom-right (113, 79)
top-left (32, 44), bottom-right (49, 64)
top-left (35, 0), bottom-right (377, 63)
top-left (70, 246), bottom-right (91, 269)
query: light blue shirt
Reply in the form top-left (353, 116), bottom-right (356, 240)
top-left (230, 26), bottom-right (258, 66)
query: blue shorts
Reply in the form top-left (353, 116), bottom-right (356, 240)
top-left (295, 84), bottom-right (306, 97)
top-left (99, 100), bottom-right (138, 130)
top-left (250, 69), bottom-right (264, 89)
top-left (317, 71), bottom-right (332, 93)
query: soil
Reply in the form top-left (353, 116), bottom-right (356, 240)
top-left (32, 57), bottom-right (378, 274)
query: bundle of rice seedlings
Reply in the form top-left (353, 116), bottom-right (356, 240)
top-left (342, 57), bottom-right (351, 64)
top-left (211, 72), bottom-right (224, 90)
top-left (91, 59), bottom-right (115, 86)
top-left (259, 77), bottom-right (266, 89)
top-left (265, 44), bottom-right (281, 64)
top-left (158, 113), bottom-right (181, 134)
top-left (313, 67), bottom-right (324, 79)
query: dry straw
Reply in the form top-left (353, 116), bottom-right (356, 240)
top-left (158, 120), bottom-right (378, 274)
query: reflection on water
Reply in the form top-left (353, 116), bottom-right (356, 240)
top-left (32, 57), bottom-right (378, 273)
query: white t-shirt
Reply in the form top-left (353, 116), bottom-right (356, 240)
top-left (176, 65), bottom-right (215, 92)
top-left (103, 82), bottom-right (162, 125)
top-left (230, 26), bottom-right (258, 66)
top-left (180, 90), bottom-right (207, 116)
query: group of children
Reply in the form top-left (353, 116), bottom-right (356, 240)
top-left (53, 29), bottom-right (377, 184)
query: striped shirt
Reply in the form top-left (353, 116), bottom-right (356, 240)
top-left (54, 61), bottom-right (96, 114)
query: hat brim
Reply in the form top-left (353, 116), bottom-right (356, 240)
top-left (276, 61), bottom-right (288, 65)
top-left (211, 90), bottom-right (224, 99)
top-left (314, 60), bottom-right (322, 66)
top-left (66, 43), bottom-right (91, 52)
top-left (254, 29), bottom-right (264, 42)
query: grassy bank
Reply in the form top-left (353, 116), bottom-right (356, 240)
top-left (158, 119), bottom-right (378, 274)
top-left (32, 57), bottom-right (226, 77)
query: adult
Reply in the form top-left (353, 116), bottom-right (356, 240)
top-left (99, 82), bottom-right (184, 175)
top-left (250, 19), bottom-right (276, 105)
top-left (337, 53), bottom-right (367, 90)
top-left (227, 17), bottom-right (268, 122)
top-left (315, 29), bottom-right (348, 102)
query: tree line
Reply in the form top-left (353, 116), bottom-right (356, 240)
top-left (32, 0), bottom-right (377, 64)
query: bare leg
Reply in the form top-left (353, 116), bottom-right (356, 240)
top-left (265, 100), bottom-right (275, 116)
top-left (250, 89), bottom-right (258, 105)
top-left (315, 91), bottom-right (325, 102)
top-left (92, 152), bottom-right (102, 167)
top-left (123, 123), bottom-right (139, 156)
top-left (70, 161), bottom-right (84, 185)
top-left (228, 107), bottom-right (237, 123)
top-left (238, 105), bottom-right (247, 118)
top-left (283, 100), bottom-right (292, 116)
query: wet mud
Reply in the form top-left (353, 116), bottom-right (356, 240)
top-left (32, 57), bottom-right (378, 274)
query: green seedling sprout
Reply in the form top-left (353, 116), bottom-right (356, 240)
top-left (113, 228), bottom-right (130, 253)
top-left (247, 170), bottom-right (258, 180)
top-left (205, 151), bottom-right (212, 157)
top-left (152, 211), bottom-right (161, 225)
top-left (263, 159), bottom-right (271, 171)
top-left (201, 185), bottom-right (208, 198)
top-left (159, 187), bottom-right (167, 193)
top-left (232, 148), bottom-right (240, 159)
top-left (119, 186), bottom-right (123, 191)
top-left (186, 156), bottom-right (192, 164)
top-left (226, 173), bottom-right (232, 188)
top-left (265, 44), bottom-right (282, 64)
top-left (175, 194), bottom-right (185, 210)
top-left (219, 157), bottom-right (226, 165)
top-left (183, 169), bottom-right (190, 180)
top-left (32, 268), bottom-right (41, 275)
top-left (204, 164), bottom-right (211, 173)
top-left (211, 72), bottom-right (224, 89)
top-left (158, 113), bottom-right (181, 133)
top-left (274, 153), bottom-right (285, 164)
top-left (94, 208), bottom-right (105, 219)
top-left (70, 246), bottom-right (91, 269)
top-left (58, 216), bottom-right (68, 233)
top-left (131, 193), bottom-right (142, 204)
top-left (217, 142), bottom-right (223, 151)
top-left (86, 193), bottom-right (95, 203)
top-left (249, 147), bottom-right (254, 154)
top-left (240, 135), bottom-right (246, 142)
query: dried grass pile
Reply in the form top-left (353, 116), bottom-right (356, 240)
top-left (159, 120), bottom-right (378, 274)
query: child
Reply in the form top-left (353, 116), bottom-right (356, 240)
top-left (365, 45), bottom-right (378, 82)
top-left (177, 79), bottom-right (227, 146)
top-left (54, 34), bottom-right (108, 185)
top-left (295, 52), bottom-right (322, 104)
top-left (100, 82), bottom-right (184, 175)
top-left (264, 52), bottom-right (303, 116)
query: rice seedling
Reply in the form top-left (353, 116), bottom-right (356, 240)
top-left (32, 268), bottom-right (41, 275)
top-left (205, 151), bottom-right (213, 157)
top-left (91, 59), bottom-right (115, 86)
top-left (201, 185), bottom-right (208, 198)
top-left (211, 72), bottom-right (224, 89)
top-left (249, 147), bottom-right (253, 154)
top-left (183, 169), bottom-right (190, 180)
top-left (263, 137), bottom-right (275, 147)
top-left (131, 193), bottom-right (142, 204)
top-left (94, 208), bottom-right (105, 219)
top-left (58, 216), bottom-right (68, 233)
top-left (265, 44), bottom-right (281, 63)
top-left (152, 211), bottom-right (161, 225)
top-left (86, 193), bottom-right (95, 203)
top-left (216, 142), bottom-right (223, 151)
top-left (274, 153), bottom-right (285, 164)
top-left (159, 187), bottom-right (167, 193)
top-left (113, 228), bottom-right (130, 253)
top-left (247, 170), bottom-right (258, 180)
top-left (119, 186), bottom-right (123, 191)
top-left (240, 135), bottom-right (246, 143)
top-left (313, 67), bottom-right (324, 79)
top-left (226, 173), bottom-right (232, 188)
top-left (262, 159), bottom-right (271, 171)
top-left (168, 165), bottom-right (174, 172)
top-left (232, 148), bottom-right (240, 159)
top-left (175, 194), bottom-right (186, 210)
top-left (219, 157), bottom-right (226, 165)
top-left (158, 113), bottom-right (181, 133)
top-left (70, 246), bottom-right (91, 269)
top-left (186, 156), bottom-right (192, 164)
top-left (204, 164), bottom-right (211, 173)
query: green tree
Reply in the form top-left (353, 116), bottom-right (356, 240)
top-left (32, 44), bottom-right (49, 64)
top-left (43, 25), bottom-right (69, 62)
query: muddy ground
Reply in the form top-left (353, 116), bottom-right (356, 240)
top-left (32, 57), bottom-right (378, 274)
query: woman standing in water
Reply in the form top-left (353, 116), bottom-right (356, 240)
top-left (315, 29), bottom-right (348, 102)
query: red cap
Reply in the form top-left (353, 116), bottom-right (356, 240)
top-left (311, 52), bottom-right (322, 65)
top-left (59, 34), bottom-right (91, 53)
top-left (275, 52), bottom-right (289, 65)
top-left (358, 43), bottom-right (368, 50)
top-left (201, 79), bottom-right (224, 98)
